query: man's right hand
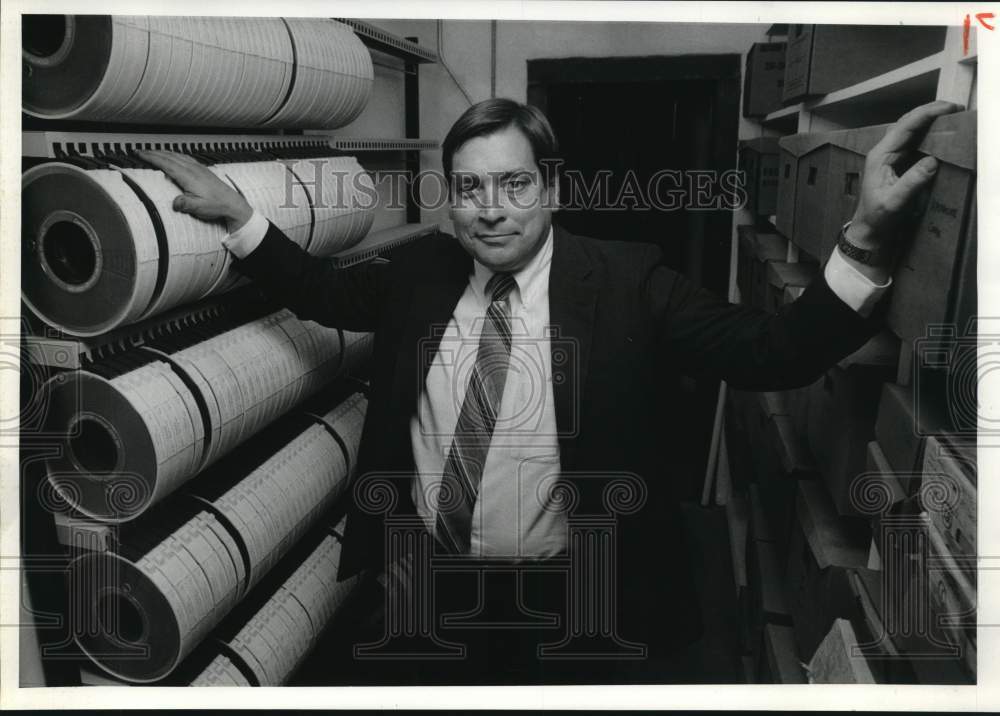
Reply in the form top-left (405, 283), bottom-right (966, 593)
top-left (136, 149), bottom-right (254, 233)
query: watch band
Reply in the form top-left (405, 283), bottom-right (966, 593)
top-left (837, 221), bottom-right (890, 266)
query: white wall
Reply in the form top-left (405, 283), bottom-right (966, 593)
top-left (343, 20), bottom-right (768, 232)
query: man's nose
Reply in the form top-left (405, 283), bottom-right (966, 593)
top-left (477, 186), bottom-right (506, 224)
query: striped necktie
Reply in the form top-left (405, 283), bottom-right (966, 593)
top-left (435, 272), bottom-right (517, 554)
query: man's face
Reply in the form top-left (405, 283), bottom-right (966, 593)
top-left (449, 126), bottom-right (558, 273)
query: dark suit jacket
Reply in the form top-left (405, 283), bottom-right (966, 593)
top-left (234, 220), bottom-right (882, 655)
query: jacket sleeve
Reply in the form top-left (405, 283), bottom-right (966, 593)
top-left (642, 246), bottom-right (886, 390)
top-left (231, 220), bottom-right (387, 331)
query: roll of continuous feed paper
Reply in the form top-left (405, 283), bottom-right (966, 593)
top-left (23, 157), bottom-right (376, 337)
top-left (23, 16), bottom-right (372, 128)
top-left (287, 156), bottom-right (375, 256)
top-left (42, 361), bottom-right (205, 523)
top-left (68, 506), bottom-right (247, 683)
top-left (21, 164), bottom-right (161, 337)
top-left (68, 395), bottom-right (367, 683)
top-left (117, 167), bottom-right (234, 318)
top-left (23, 16), bottom-right (295, 126)
top-left (22, 162), bottom-right (233, 336)
top-left (192, 518), bottom-right (359, 686)
top-left (262, 19), bottom-right (373, 129)
top-left (22, 16), bottom-right (150, 121)
top-left (42, 312), bottom-right (360, 521)
top-left (169, 311), bottom-right (346, 467)
top-left (192, 394), bottom-right (367, 583)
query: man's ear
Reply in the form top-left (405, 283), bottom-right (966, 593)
top-left (545, 173), bottom-right (561, 211)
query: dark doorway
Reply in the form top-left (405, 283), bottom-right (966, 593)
top-left (528, 54), bottom-right (740, 293)
top-left (528, 54), bottom-right (740, 500)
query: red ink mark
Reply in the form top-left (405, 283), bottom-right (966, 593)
top-left (964, 13), bottom-right (971, 55)
top-left (976, 12), bottom-right (995, 30)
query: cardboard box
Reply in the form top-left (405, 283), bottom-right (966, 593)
top-left (776, 133), bottom-right (828, 239)
top-left (806, 364), bottom-right (894, 516)
top-left (782, 25), bottom-right (946, 103)
top-left (785, 481), bottom-right (870, 662)
top-left (737, 226), bottom-right (786, 307)
top-left (748, 391), bottom-right (815, 483)
top-left (739, 137), bottom-right (781, 216)
top-left (891, 518), bottom-right (977, 684)
top-left (863, 440), bottom-right (909, 506)
top-left (806, 618), bottom-right (876, 683)
top-left (886, 111), bottom-right (977, 343)
top-left (736, 227), bottom-right (788, 309)
top-left (765, 260), bottom-right (818, 314)
top-left (743, 42), bottom-right (787, 118)
top-left (874, 382), bottom-right (950, 494)
top-left (921, 436), bottom-right (976, 574)
top-left (758, 623), bottom-right (807, 683)
top-left (791, 123), bottom-right (888, 260)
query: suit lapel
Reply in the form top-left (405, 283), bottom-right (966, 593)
top-left (548, 225), bottom-right (597, 469)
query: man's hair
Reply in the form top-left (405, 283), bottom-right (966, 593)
top-left (442, 98), bottom-right (560, 187)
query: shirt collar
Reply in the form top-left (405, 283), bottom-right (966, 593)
top-left (471, 225), bottom-right (554, 309)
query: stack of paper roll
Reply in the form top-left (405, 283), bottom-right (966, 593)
top-left (192, 521), bottom-right (359, 686)
top-left (23, 16), bottom-right (372, 128)
top-left (42, 310), bottom-right (373, 521)
top-left (22, 157), bottom-right (374, 336)
top-left (68, 395), bottom-right (366, 683)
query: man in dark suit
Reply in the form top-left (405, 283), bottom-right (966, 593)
top-left (139, 98), bottom-right (956, 683)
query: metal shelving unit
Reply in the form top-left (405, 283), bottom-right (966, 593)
top-left (18, 17), bottom-right (441, 688)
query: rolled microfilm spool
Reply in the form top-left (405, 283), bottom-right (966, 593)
top-left (69, 506), bottom-right (245, 683)
top-left (21, 163), bottom-right (160, 337)
top-left (22, 15), bottom-right (150, 121)
top-left (262, 18), bottom-right (373, 129)
top-left (42, 361), bottom-right (204, 522)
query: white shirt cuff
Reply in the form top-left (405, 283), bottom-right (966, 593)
top-left (221, 210), bottom-right (269, 259)
top-left (823, 245), bottom-right (892, 318)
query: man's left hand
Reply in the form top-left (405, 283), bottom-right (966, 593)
top-left (847, 100), bottom-right (963, 256)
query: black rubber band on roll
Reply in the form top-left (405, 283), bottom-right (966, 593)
top-left (210, 638), bottom-right (261, 687)
top-left (185, 493), bottom-right (254, 596)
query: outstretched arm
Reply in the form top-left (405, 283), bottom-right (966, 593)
top-left (649, 100), bottom-right (961, 389)
top-left (137, 150), bottom-right (385, 330)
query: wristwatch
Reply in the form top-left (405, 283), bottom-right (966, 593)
top-left (837, 221), bottom-right (891, 266)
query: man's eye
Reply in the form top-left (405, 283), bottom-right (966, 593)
top-left (505, 179), bottom-right (529, 192)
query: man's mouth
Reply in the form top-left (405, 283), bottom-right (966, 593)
top-left (477, 233), bottom-right (516, 243)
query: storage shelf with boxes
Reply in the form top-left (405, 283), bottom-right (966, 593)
top-left (713, 22), bottom-right (977, 685)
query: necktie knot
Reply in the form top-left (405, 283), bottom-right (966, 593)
top-left (486, 272), bottom-right (516, 304)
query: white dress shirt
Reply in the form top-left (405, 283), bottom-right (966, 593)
top-left (224, 213), bottom-right (890, 557)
